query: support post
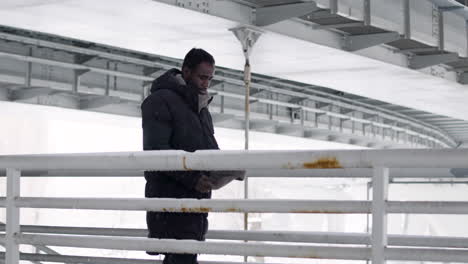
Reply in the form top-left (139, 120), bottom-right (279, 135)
top-left (403, 0), bottom-right (411, 39)
top-left (220, 83), bottom-right (225, 114)
top-left (466, 20), bottom-right (468, 58)
top-left (114, 63), bottom-right (118, 91)
top-left (230, 26), bottom-right (262, 150)
top-left (372, 166), bottom-right (389, 264)
top-left (230, 26), bottom-right (262, 263)
top-left (25, 48), bottom-right (32, 87)
top-left (438, 8), bottom-right (444, 50)
top-left (330, 0), bottom-right (338, 14)
top-left (72, 69), bottom-right (90, 93)
top-left (6, 168), bottom-right (21, 264)
top-left (363, 0), bottom-right (371, 26)
top-left (105, 61), bottom-right (110, 96)
top-left (141, 81), bottom-right (153, 101)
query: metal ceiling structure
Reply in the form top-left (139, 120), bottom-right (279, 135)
top-left (1, 0), bottom-right (468, 123)
top-left (172, 0), bottom-right (468, 84)
top-left (0, 25), bottom-right (466, 149)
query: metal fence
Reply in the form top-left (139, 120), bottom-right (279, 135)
top-left (1, 149), bottom-right (468, 264)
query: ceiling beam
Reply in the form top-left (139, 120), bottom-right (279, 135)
top-left (75, 55), bottom-right (97, 65)
top-left (255, 2), bottom-right (319, 27)
top-left (408, 53), bottom-right (459, 69)
top-left (312, 22), bottom-right (364, 30)
top-left (9, 86), bottom-right (54, 101)
top-left (342, 32), bottom-right (401, 51)
top-left (288, 97), bottom-right (308, 104)
top-left (80, 95), bottom-right (121, 109)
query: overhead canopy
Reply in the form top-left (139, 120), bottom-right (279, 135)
top-left (0, 0), bottom-right (467, 122)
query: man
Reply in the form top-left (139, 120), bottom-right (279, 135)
top-left (142, 48), bottom-right (243, 264)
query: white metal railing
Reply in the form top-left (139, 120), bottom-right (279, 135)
top-left (0, 149), bottom-right (468, 264)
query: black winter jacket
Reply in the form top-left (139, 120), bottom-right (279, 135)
top-left (142, 69), bottom-right (219, 243)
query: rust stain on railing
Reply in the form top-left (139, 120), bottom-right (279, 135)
top-left (303, 157), bottom-right (342, 169)
top-left (181, 207), bottom-right (211, 213)
top-left (161, 207), bottom-right (212, 213)
top-left (182, 156), bottom-right (192, 171)
top-left (281, 157), bottom-right (342, 169)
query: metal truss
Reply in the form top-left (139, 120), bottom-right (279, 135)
top-left (156, 0), bottom-right (468, 84)
top-left (0, 26), bottom-right (461, 148)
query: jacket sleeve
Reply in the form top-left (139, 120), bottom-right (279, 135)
top-left (142, 94), bottom-right (201, 190)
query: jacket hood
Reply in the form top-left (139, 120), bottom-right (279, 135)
top-left (150, 69), bottom-right (189, 95)
top-left (150, 68), bottom-right (213, 113)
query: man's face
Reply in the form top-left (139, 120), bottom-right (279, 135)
top-left (183, 62), bottom-right (215, 95)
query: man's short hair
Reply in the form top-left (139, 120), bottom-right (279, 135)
top-left (182, 48), bottom-right (215, 70)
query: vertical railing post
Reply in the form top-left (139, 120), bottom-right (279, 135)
top-left (438, 7), bottom-right (445, 51)
top-left (231, 26), bottom-right (262, 263)
top-left (330, 0), bottom-right (338, 14)
top-left (371, 166), bottom-right (388, 264)
top-left (363, 0), bottom-right (371, 26)
top-left (25, 48), bottom-right (33, 87)
top-left (6, 168), bottom-right (21, 264)
top-left (403, 0), bottom-right (411, 39)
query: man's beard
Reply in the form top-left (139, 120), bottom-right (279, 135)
top-left (186, 79), bottom-right (206, 95)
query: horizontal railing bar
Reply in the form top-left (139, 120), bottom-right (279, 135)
top-left (387, 247), bottom-right (468, 262)
top-left (12, 198), bottom-right (371, 214)
top-left (216, 91), bottom-right (446, 143)
top-left (6, 235), bottom-right (468, 264)
top-left (0, 168), bottom-right (463, 179)
top-left (387, 201), bottom-right (468, 214)
top-left (12, 234), bottom-right (468, 262)
top-left (10, 225), bottom-right (147, 237)
top-left (0, 51), bottom-right (154, 81)
top-left (390, 181), bottom-right (468, 184)
top-left (3, 225), bottom-right (468, 248)
top-left (4, 198), bottom-right (468, 214)
top-left (16, 234), bottom-right (370, 260)
top-left (0, 237), bottom-right (59, 257)
top-left (0, 32), bottom-right (170, 69)
top-left (215, 79), bottom-right (454, 146)
top-left (0, 149), bottom-right (467, 170)
top-left (0, 30), bottom-right (455, 146)
top-left (0, 252), bottom-right (281, 264)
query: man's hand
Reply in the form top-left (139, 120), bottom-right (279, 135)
top-left (195, 175), bottom-right (214, 193)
